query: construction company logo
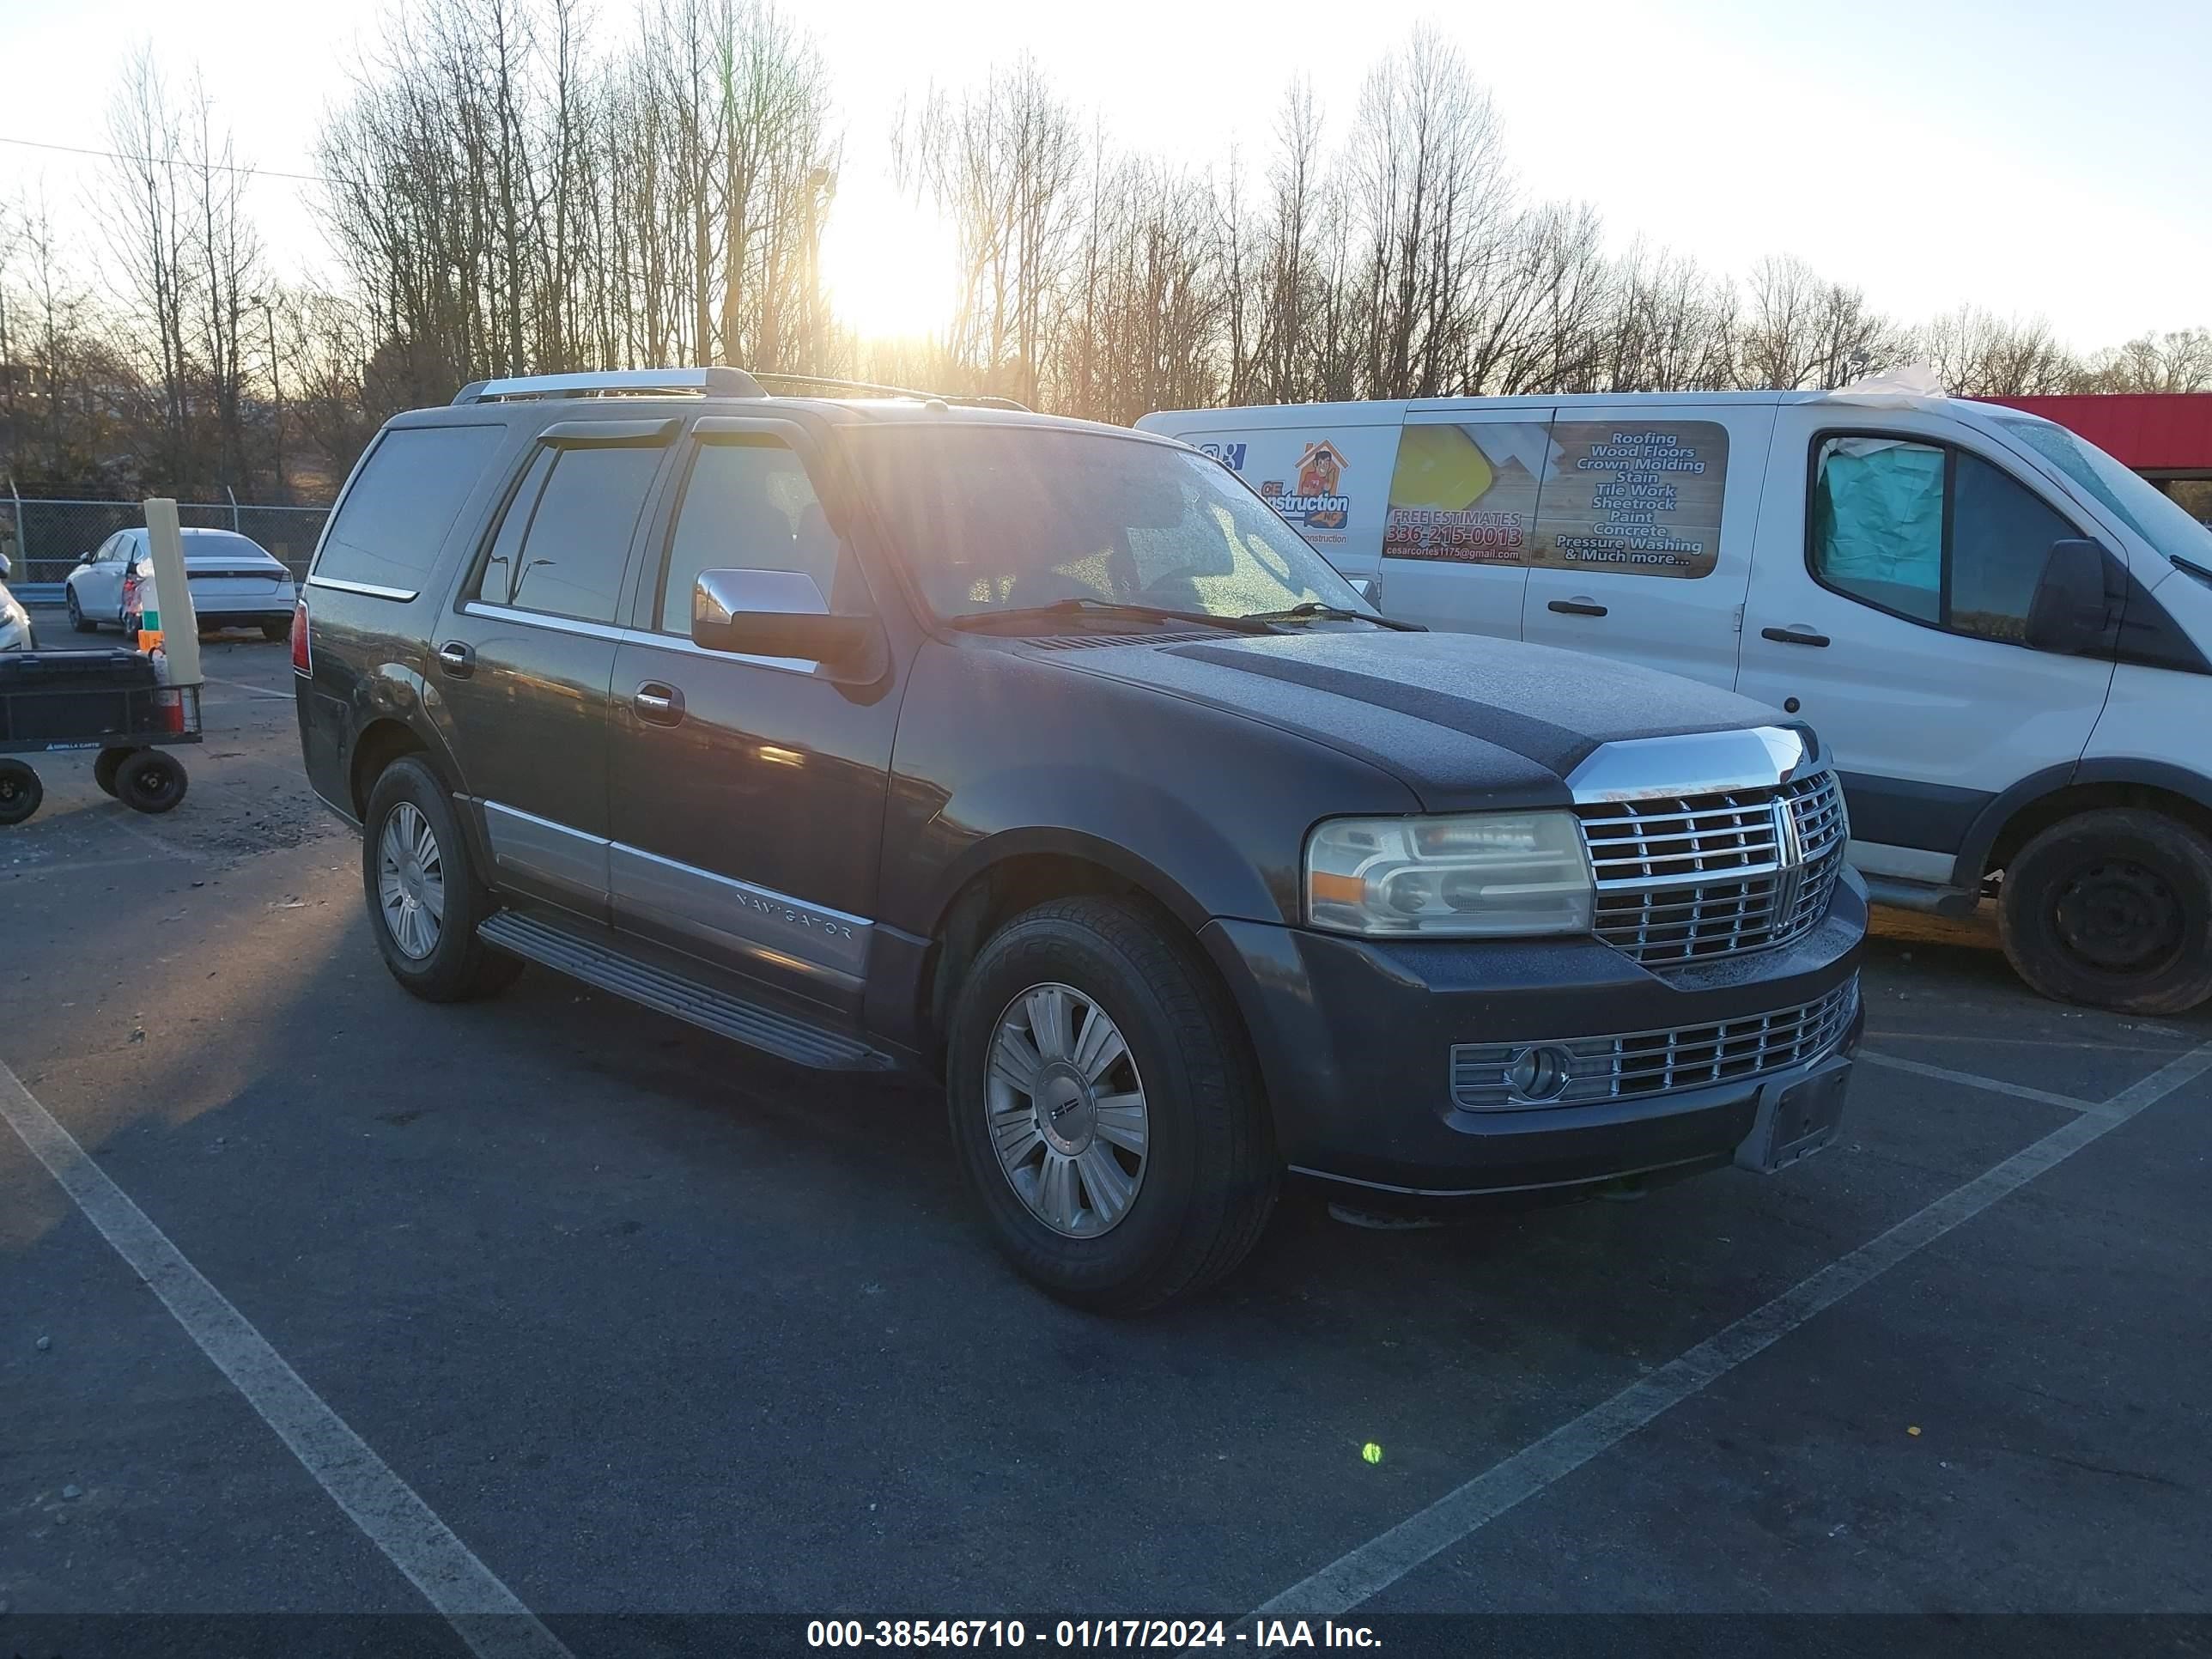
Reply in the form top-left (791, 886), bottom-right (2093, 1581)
top-left (1197, 441), bottom-right (1247, 471)
top-left (1260, 439), bottom-right (1351, 531)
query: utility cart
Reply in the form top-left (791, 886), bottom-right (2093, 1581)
top-left (0, 648), bottom-right (201, 825)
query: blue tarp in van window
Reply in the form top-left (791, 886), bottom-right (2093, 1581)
top-left (1814, 438), bottom-right (1943, 623)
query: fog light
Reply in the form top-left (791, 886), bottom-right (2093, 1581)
top-left (1505, 1044), bottom-right (1572, 1102)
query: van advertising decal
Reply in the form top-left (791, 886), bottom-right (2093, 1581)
top-left (1259, 439), bottom-right (1353, 532)
top-left (1384, 422), bottom-right (1553, 563)
top-left (1385, 418), bottom-right (1729, 579)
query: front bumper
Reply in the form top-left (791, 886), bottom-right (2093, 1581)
top-left (1199, 868), bottom-right (1869, 1198)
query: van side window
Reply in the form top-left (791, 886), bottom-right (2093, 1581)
top-left (1811, 439), bottom-right (1944, 623)
top-left (1811, 436), bottom-right (2079, 646)
top-left (475, 443), bottom-right (661, 625)
top-left (656, 439), bottom-right (854, 634)
top-left (1949, 453), bottom-right (2077, 644)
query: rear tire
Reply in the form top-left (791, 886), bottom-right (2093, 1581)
top-left (946, 896), bottom-right (1279, 1313)
top-left (93, 748), bottom-right (127, 798)
top-left (362, 756), bottom-right (522, 1002)
top-left (114, 749), bottom-right (187, 814)
top-left (0, 760), bottom-right (42, 826)
top-left (68, 589), bottom-right (95, 633)
top-left (1998, 808), bottom-right (2212, 1014)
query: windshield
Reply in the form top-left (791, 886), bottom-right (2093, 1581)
top-left (847, 427), bottom-right (1372, 623)
top-left (1993, 414), bottom-right (2212, 568)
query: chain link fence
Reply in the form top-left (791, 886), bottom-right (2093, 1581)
top-left (1, 497), bottom-right (331, 599)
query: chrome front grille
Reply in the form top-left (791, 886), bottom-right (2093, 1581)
top-left (1450, 975), bottom-right (1860, 1112)
top-left (1575, 770), bottom-right (1848, 965)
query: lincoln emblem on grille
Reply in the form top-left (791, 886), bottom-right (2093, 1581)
top-left (1769, 793), bottom-right (1808, 928)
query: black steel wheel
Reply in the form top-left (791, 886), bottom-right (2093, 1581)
top-left (1999, 808), bottom-right (2212, 1014)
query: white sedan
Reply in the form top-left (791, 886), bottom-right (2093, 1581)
top-left (65, 526), bottom-right (298, 641)
top-left (0, 551), bottom-right (33, 651)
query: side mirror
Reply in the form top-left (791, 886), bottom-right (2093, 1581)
top-left (1345, 576), bottom-right (1378, 605)
top-left (2024, 538), bottom-right (2114, 655)
top-left (76, 551), bottom-right (93, 567)
top-left (691, 568), bottom-right (884, 677)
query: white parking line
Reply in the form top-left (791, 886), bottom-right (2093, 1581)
top-left (201, 674), bottom-right (293, 702)
top-left (1857, 1051), bottom-right (2113, 1116)
top-left (0, 1057), bottom-right (574, 1659)
top-left (1246, 1039), bottom-right (2212, 1620)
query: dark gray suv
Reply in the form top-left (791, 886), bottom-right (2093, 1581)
top-left (294, 368), bottom-right (1865, 1310)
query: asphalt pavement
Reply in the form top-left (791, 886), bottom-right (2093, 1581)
top-left (3, 605), bottom-right (2208, 1657)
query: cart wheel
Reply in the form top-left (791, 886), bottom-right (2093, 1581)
top-left (94, 748), bottom-right (127, 798)
top-left (115, 749), bottom-right (189, 814)
top-left (0, 759), bottom-right (42, 826)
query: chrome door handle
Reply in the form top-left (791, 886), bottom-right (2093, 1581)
top-left (633, 682), bottom-right (684, 726)
top-left (436, 641), bottom-right (475, 677)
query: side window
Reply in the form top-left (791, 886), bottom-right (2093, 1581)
top-left (476, 442), bottom-right (663, 624)
top-left (1811, 438), bottom-right (1944, 624)
top-left (655, 439), bottom-right (854, 635)
top-left (1948, 453), bottom-right (2076, 645)
top-left (315, 423), bottom-right (504, 592)
top-left (477, 448), bottom-right (556, 609)
top-left (1812, 436), bottom-right (2081, 644)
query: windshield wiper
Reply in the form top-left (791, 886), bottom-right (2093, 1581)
top-left (951, 597), bottom-right (1276, 635)
top-left (1243, 601), bottom-right (1425, 632)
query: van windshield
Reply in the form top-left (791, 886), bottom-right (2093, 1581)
top-left (1993, 415), bottom-right (2212, 570)
top-left (847, 426), bottom-right (1372, 624)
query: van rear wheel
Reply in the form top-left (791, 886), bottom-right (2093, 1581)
top-left (1998, 808), bottom-right (2212, 1014)
top-left (946, 896), bottom-right (1279, 1313)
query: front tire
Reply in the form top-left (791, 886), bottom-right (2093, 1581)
top-left (1998, 808), bottom-right (2212, 1014)
top-left (361, 757), bottom-right (522, 1002)
top-left (946, 896), bottom-right (1279, 1313)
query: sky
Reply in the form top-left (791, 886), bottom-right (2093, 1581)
top-left (1, 0), bottom-right (2207, 351)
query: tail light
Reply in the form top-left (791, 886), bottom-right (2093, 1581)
top-left (289, 599), bottom-right (311, 674)
top-left (123, 572), bottom-right (143, 616)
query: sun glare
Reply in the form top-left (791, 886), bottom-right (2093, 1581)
top-left (819, 185), bottom-right (963, 345)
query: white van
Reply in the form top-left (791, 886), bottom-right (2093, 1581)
top-left (1136, 390), bottom-right (2212, 1013)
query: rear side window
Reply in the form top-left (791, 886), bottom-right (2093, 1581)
top-left (315, 425), bottom-right (503, 592)
top-left (1812, 436), bottom-right (2080, 645)
top-left (476, 443), bottom-right (663, 624)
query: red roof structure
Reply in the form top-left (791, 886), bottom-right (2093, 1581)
top-left (1980, 393), bottom-right (2212, 481)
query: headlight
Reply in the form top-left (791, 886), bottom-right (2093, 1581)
top-left (1305, 811), bottom-right (1594, 938)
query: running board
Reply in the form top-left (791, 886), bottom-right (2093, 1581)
top-left (477, 910), bottom-right (896, 1072)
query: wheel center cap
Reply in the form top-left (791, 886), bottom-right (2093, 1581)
top-left (1035, 1066), bottom-right (1096, 1155)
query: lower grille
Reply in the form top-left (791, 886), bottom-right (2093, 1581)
top-left (1449, 975), bottom-right (1859, 1112)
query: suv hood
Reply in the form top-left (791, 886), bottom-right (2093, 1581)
top-left (1039, 629), bottom-right (1793, 812)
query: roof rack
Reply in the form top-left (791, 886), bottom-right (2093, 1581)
top-left (747, 372), bottom-right (1031, 413)
top-left (451, 367), bottom-right (767, 404)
